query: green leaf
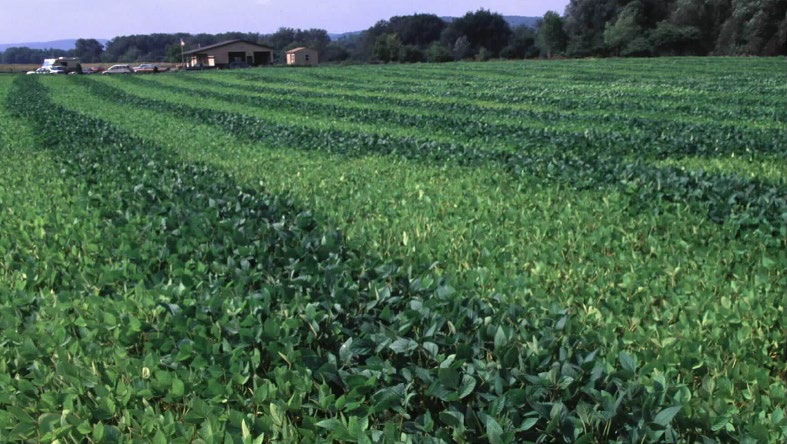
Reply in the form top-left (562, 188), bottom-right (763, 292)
top-left (438, 367), bottom-right (460, 389)
top-left (242, 419), bottom-right (251, 440)
top-left (422, 341), bottom-right (439, 358)
top-left (389, 338), bottom-right (418, 354)
top-left (269, 403), bottom-right (285, 427)
top-left (618, 352), bottom-right (638, 373)
top-left (37, 413), bottom-right (60, 433)
top-left (170, 378), bottom-right (185, 398)
top-left (339, 338), bottom-right (353, 362)
top-left (200, 418), bottom-right (215, 443)
top-left (316, 418), bottom-right (345, 432)
top-left (439, 410), bottom-right (463, 429)
top-left (152, 430), bottom-right (168, 444)
top-left (7, 406), bottom-right (35, 424)
top-left (519, 417), bottom-right (538, 431)
top-left (76, 421), bottom-right (93, 436)
top-left (458, 375), bottom-right (476, 399)
top-left (93, 422), bottom-right (105, 441)
top-left (347, 416), bottom-right (369, 442)
top-left (653, 405), bottom-right (682, 427)
top-left (494, 326), bottom-right (507, 351)
top-left (482, 414), bottom-right (504, 444)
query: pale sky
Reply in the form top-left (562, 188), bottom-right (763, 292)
top-left (0, 0), bottom-right (570, 43)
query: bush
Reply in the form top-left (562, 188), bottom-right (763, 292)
top-left (621, 37), bottom-right (654, 57)
top-left (425, 43), bottom-right (454, 63)
top-left (399, 45), bottom-right (426, 63)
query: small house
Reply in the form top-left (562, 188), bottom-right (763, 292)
top-left (286, 47), bottom-right (319, 66)
top-left (184, 39), bottom-right (273, 68)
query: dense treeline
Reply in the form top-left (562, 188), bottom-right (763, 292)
top-left (1, 1), bottom-right (783, 65)
top-left (0, 47), bottom-right (73, 65)
top-left (561, 0), bottom-right (787, 57)
top-left (329, 1), bottom-right (786, 62)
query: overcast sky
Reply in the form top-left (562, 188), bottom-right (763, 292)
top-left (0, 0), bottom-right (570, 43)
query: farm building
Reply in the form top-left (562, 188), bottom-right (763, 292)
top-left (184, 39), bottom-right (273, 68)
top-left (286, 47), bottom-right (319, 66)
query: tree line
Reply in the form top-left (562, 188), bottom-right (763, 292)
top-left (2, 1), bottom-right (784, 65)
top-left (330, 1), bottom-right (785, 63)
top-left (558, 0), bottom-right (786, 57)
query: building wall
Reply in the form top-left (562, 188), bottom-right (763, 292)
top-left (189, 42), bottom-right (273, 67)
top-left (189, 55), bottom-right (216, 67)
top-left (287, 49), bottom-right (318, 66)
top-left (214, 42), bottom-right (273, 65)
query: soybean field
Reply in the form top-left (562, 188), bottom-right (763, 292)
top-left (0, 58), bottom-right (785, 443)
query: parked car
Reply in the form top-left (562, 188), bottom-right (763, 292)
top-left (83, 66), bottom-right (106, 75)
top-left (133, 64), bottom-right (168, 73)
top-left (42, 57), bottom-right (82, 74)
top-left (26, 67), bottom-right (65, 74)
top-left (103, 64), bottom-right (134, 74)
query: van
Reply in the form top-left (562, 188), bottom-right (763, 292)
top-left (42, 57), bottom-right (82, 74)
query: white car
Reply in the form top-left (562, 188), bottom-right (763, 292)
top-left (133, 63), bottom-right (167, 73)
top-left (27, 67), bottom-right (65, 74)
top-left (102, 64), bottom-right (134, 74)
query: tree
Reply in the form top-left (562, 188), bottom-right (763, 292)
top-left (603, 2), bottom-right (646, 56)
top-left (166, 43), bottom-right (183, 63)
top-left (564, 0), bottom-right (619, 56)
top-left (711, 0), bottom-right (787, 55)
top-left (537, 11), bottom-right (568, 58)
top-left (267, 28), bottom-right (297, 50)
top-left (389, 14), bottom-right (446, 47)
top-left (1, 47), bottom-right (71, 64)
top-left (373, 33), bottom-right (403, 62)
top-left (650, 21), bottom-right (702, 55)
top-left (562, 0), bottom-right (785, 57)
top-left (501, 26), bottom-right (538, 59)
top-left (425, 42), bottom-right (454, 62)
top-left (322, 43), bottom-right (350, 63)
top-left (452, 36), bottom-right (474, 60)
top-left (400, 45), bottom-right (426, 63)
top-left (74, 38), bottom-right (104, 63)
top-left (447, 9), bottom-right (512, 57)
top-left (355, 20), bottom-right (390, 61)
top-left (1, 47), bottom-right (38, 64)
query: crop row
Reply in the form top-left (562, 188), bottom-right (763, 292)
top-left (80, 76), bottom-right (786, 233)
top-left (142, 73), bottom-right (785, 156)
top-left (234, 60), bottom-right (785, 119)
top-left (167, 71), bottom-right (783, 130)
top-left (46, 69), bottom-right (787, 440)
top-left (2, 74), bottom-right (775, 442)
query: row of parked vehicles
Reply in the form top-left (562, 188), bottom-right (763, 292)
top-left (26, 57), bottom-right (169, 75)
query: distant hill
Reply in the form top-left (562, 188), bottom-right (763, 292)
top-left (329, 31), bottom-right (362, 41)
top-left (441, 15), bottom-right (540, 28)
top-left (502, 16), bottom-right (540, 28)
top-left (0, 39), bottom-right (109, 52)
top-left (329, 15), bottom-right (539, 41)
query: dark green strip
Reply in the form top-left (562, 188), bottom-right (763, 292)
top-left (81, 76), bottom-right (787, 233)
